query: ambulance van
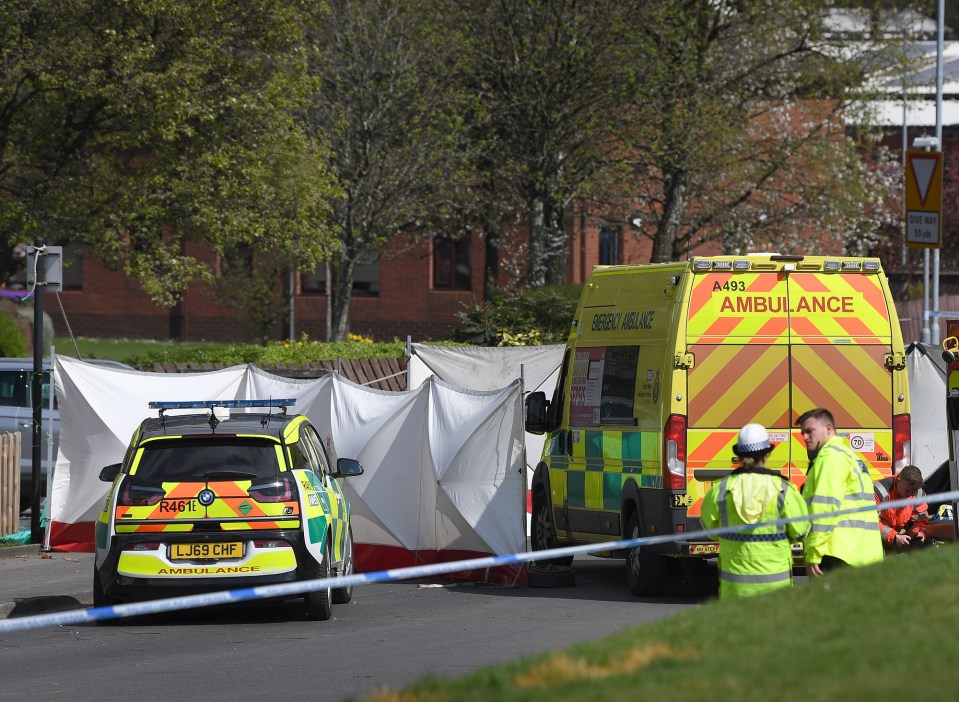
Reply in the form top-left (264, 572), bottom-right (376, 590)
top-left (524, 254), bottom-right (910, 596)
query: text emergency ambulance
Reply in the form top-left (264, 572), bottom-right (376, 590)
top-left (525, 254), bottom-right (910, 596)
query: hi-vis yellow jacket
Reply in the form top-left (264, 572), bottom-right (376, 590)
top-left (803, 435), bottom-right (884, 567)
top-left (701, 469), bottom-right (808, 599)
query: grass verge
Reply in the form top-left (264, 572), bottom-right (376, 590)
top-left (361, 544), bottom-right (959, 702)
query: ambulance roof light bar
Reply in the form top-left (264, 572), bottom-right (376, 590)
top-left (148, 399), bottom-right (297, 419)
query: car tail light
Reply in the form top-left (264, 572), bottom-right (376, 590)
top-left (664, 414), bottom-right (687, 490)
top-left (122, 542), bottom-right (161, 551)
top-left (118, 482), bottom-right (165, 506)
top-left (249, 474), bottom-right (296, 502)
top-left (893, 413), bottom-right (911, 473)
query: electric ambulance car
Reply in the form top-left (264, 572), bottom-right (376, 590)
top-left (525, 254), bottom-right (910, 596)
top-left (94, 399), bottom-right (362, 621)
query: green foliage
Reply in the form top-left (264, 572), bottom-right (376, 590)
top-left (118, 335), bottom-right (407, 368)
top-left (0, 315), bottom-right (28, 356)
top-left (453, 285), bottom-right (581, 346)
top-left (305, 0), bottom-right (474, 340)
top-left (1, 0), bottom-right (338, 305)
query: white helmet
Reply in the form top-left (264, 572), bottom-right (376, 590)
top-left (733, 423), bottom-right (773, 456)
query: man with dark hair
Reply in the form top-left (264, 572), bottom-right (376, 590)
top-left (798, 408), bottom-right (883, 576)
top-left (874, 464), bottom-right (929, 551)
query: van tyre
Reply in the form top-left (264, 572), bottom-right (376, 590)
top-left (531, 491), bottom-right (573, 567)
top-left (303, 541), bottom-right (333, 621)
top-left (332, 528), bottom-right (354, 604)
top-left (625, 513), bottom-right (667, 596)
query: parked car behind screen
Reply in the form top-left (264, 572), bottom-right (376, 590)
top-left (0, 357), bottom-right (132, 510)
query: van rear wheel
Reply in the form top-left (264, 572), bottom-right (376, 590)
top-left (625, 513), bottom-right (666, 596)
top-left (531, 491), bottom-right (573, 567)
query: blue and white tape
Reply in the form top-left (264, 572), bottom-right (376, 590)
top-left (1, 489), bottom-right (956, 634)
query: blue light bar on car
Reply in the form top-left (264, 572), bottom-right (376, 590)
top-left (148, 399), bottom-right (297, 410)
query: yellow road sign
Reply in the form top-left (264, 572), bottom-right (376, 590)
top-left (905, 149), bottom-right (943, 248)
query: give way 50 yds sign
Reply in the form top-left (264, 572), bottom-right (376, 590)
top-left (905, 149), bottom-right (943, 249)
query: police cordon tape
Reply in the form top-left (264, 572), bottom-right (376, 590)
top-left (2, 489), bottom-right (957, 634)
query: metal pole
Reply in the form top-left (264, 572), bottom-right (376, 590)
top-left (30, 243), bottom-right (44, 544)
top-left (923, 248), bottom-right (930, 343)
top-left (902, 87), bottom-right (908, 268)
top-left (933, 0), bottom-right (944, 345)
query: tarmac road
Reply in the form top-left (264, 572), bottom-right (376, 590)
top-left (0, 545), bottom-right (716, 701)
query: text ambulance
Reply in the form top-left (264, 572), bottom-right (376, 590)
top-left (525, 254), bottom-right (910, 596)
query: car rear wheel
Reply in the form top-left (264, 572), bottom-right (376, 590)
top-left (332, 528), bottom-right (354, 604)
top-left (303, 541), bottom-right (333, 621)
top-left (531, 490), bottom-right (573, 567)
top-left (92, 569), bottom-right (118, 625)
top-left (625, 512), bottom-right (667, 597)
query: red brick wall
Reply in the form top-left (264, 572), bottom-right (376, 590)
top-left (53, 214), bottom-right (722, 343)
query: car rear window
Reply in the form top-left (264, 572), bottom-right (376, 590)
top-left (133, 438), bottom-right (280, 481)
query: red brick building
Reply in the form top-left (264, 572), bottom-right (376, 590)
top-left (50, 207), bottom-right (698, 343)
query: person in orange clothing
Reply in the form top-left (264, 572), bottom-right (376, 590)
top-left (874, 464), bottom-right (929, 551)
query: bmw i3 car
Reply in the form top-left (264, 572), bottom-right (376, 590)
top-left (93, 399), bottom-right (362, 620)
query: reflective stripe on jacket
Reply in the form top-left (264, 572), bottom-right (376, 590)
top-left (874, 476), bottom-right (929, 544)
top-left (700, 470), bottom-right (809, 599)
top-left (802, 435), bottom-right (884, 567)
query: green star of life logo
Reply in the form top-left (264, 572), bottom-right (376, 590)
top-left (238, 501), bottom-right (253, 516)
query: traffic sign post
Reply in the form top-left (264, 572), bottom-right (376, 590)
top-left (905, 149), bottom-right (943, 249)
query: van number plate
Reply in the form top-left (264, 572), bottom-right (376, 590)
top-left (672, 494), bottom-right (693, 508)
top-left (170, 542), bottom-right (243, 560)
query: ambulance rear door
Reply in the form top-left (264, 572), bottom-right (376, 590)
top-left (684, 264), bottom-right (793, 522)
top-left (786, 267), bottom-right (895, 484)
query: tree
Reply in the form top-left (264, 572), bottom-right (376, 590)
top-left (1, 0), bottom-right (338, 316)
top-left (453, 0), bottom-right (635, 287)
top-left (611, 1), bottom-right (901, 262)
top-left (303, 0), bottom-right (470, 341)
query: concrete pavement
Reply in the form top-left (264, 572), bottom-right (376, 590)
top-left (0, 544), bottom-right (94, 619)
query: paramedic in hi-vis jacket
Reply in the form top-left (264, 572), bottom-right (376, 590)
top-left (700, 424), bottom-right (809, 599)
top-left (799, 408), bottom-right (884, 576)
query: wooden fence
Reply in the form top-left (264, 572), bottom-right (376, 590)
top-left (136, 357), bottom-right (408, 392)
top-left (896, 295), bottom-right (959, 344)
top-left (0, 432), bottom-right (21, 536)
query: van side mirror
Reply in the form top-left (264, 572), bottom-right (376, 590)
top-left (525, 391), bottom-right (551, 434)
top-left (99, 463), bottom-right (121, 482)
top-left (333, 457), bottom-right (364, 478)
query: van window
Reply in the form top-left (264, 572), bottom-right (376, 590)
top-left (0, 370), bottom-right (56, 408)
top-left (570, 346), bottom-right (639, 426)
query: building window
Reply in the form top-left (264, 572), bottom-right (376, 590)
top-left (301, 259), bottom-right (380, 295)
top-left (599, 227), bottom-right (621, 265)
top-left (433, 235), bottom-right (471, 290)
